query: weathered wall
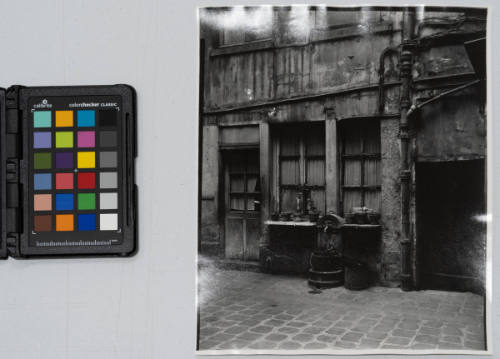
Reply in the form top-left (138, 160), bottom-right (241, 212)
top-left (416, 89), bottom-right (486, 161)
top-left (200, 125), bottom-right (221, 255)
top-left (380, 118), bottom-right (401, 285)
top-left (204, 9), bottom-right (403, 111)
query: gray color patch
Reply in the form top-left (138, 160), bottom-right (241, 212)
top-left (100, 131), bottom-right (117, 147)
top-left (100, 151), bottom-right (117, 168)
top-left (100, 192), bottom-right (118, 210)
top-left (100, 172), bottom-right (117, 189)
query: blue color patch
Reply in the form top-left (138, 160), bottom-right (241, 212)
top-left (77, 110), bottom-right (95, 127)
top-left (55, 193), bottom-right (73, 210)
top-left (34, 173), bottom-right (52, 190)
top-left (34, 111), bottom-right (52, 128)
top-left (78, 214), bottom-right (96, 231)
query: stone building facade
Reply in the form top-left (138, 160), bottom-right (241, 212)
top-left (198, 6), bottom-right (487, 291)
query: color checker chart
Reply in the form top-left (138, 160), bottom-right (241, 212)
top-left (0, 85), bottom-right (136, 259)
top-left (30, 98), bottom-right (122, 243)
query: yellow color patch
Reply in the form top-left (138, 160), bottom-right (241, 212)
top-left (56, 111), bottom-right (73, 127)
top-left (77, 151), bottom-right (95, 168)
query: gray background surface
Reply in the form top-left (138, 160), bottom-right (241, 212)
top-left (0, 0), bottom-right (496, 358)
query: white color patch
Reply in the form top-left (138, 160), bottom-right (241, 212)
top-left (99, 213), bottom-right (118, 230)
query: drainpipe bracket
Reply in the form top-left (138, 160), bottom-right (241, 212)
top-left (400, 238), bottom-right (411, 245)
top-left (399, 170), bottom-right (411, 181)
top-left (399, 127), bottom-right (410, 138)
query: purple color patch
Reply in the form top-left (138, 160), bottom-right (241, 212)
top-left (56, 152), bottom-right (73, 169)
top-left (33, 132), bottom-right (51, 148)
top-left (77, 131), bottom-right (95, 148)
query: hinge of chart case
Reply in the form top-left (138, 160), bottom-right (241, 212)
top-left (4, 86), bottom-right (23, 257)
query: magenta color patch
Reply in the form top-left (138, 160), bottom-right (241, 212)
top-left (77, 131), bottom-right (95, 148)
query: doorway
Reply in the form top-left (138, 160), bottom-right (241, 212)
top-left (223, 150), bottom-right (260, 261)
top-left (416, 159), bottom-right (486, 293)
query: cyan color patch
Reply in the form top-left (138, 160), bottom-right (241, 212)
top-left (34, 111), bottom-right (51, 128)
top-left (77, 110), bottom-right (95, 127)
top-left (78, 214), bottom-right (96, 231)
top-left (55, 193), bottom-right (74, 211)
top-left (34, 173), bottom-right (52, 190)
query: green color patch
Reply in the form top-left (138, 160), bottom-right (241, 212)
top-left (56, 131), bottom-right (73, 148)
top-left (77, 193), bottom-right (95, 210)
top-left (34, 152), bottom-right (52, 169)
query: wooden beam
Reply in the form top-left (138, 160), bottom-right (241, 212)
top-left (325, 117), bottom-right (339, 214)
top-left (259, 121), bottom-right (271, 247)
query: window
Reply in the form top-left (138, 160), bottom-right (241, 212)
top-left (226, 151), bottom-right (260, 212)
top-left (341, 120), bottom-right (381, 214)
top-left (277, 124), bottom-right (325, 214)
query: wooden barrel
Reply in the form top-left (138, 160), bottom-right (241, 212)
top-left (344, 265), bottom-right (370, 290)
top-left (308, 251), bottom-right (344, 288)
top-left (308, 268), bottom-right (344, 288)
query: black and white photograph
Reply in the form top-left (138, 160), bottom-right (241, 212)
top-left (197, 5), bottom-right (489, 354)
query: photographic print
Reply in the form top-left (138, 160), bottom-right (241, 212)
top-left (197, 5), bottom-right (488, 354)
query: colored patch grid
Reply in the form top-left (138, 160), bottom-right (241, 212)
top-left (32, 109), bottom-right (120, 233)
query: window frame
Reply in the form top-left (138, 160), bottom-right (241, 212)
top-left (340, 119), bottom-right (381, 215)
top-left (275, 124), bottom-right (326, 214)
top-left (225, 150), bottom-right (261, 213)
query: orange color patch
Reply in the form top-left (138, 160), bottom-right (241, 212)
top-left (56, 111), bottom-right (73, 127)
top-left (56, 214), bottom-right (74, 231)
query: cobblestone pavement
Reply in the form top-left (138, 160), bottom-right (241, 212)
top-left (198, 267), bottom-right (485, 352)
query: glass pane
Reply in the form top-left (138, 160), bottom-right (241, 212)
top-left (306, 159), bottom-right (325, 185)
top-left (305, 127), bottom-right (325, 156)
top-left (280, 189), bottom-right (298, 213)
top-left (309, 189), bottom-right (326, 214)
top-left (230, 174), bottom-right (245, 192)
top-left (343, 190), bottom-right (362, 214)
top-left (365, 191), bottom-right (380, 213)
top-left (280, 133), bottom-right (300, 156)
top-left (280, 159), bottom-right (300, 185)
top-left (363, 123), bottom-right (381, 153)
top-left (247, 175), bottom-right (258, 193)
top-left (364, 159), bottom-right (381, 186)
top-left (246, 195), bottom-right (261, 211)
top-left (247, 155), bottom-right (259, 174)
top-left (230, 195), bottom-right (245, 211)
top-left (344, 160), bottom-right (361, 186)
top-left (229, 159), bottom-right (245, 174)
top-left (344, 126), bottom-right (362, 154)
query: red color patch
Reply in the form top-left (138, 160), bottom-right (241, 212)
top-left (77, 172), bottom-right (95, 189)
top-left (56, 173), bottom-right (73, 189)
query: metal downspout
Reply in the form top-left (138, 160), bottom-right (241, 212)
top-left (400, 7), bottom-right (416, 291)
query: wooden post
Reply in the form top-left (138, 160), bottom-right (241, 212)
top-left (259, 121), bottom-right (271, 249)
top-left (325, 111), bottom-right (339, 214)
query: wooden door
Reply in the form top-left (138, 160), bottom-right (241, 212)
top-left (224, 151), bottom-right (260, 261)
top-left (417, 159), bottom-right (486, 293)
